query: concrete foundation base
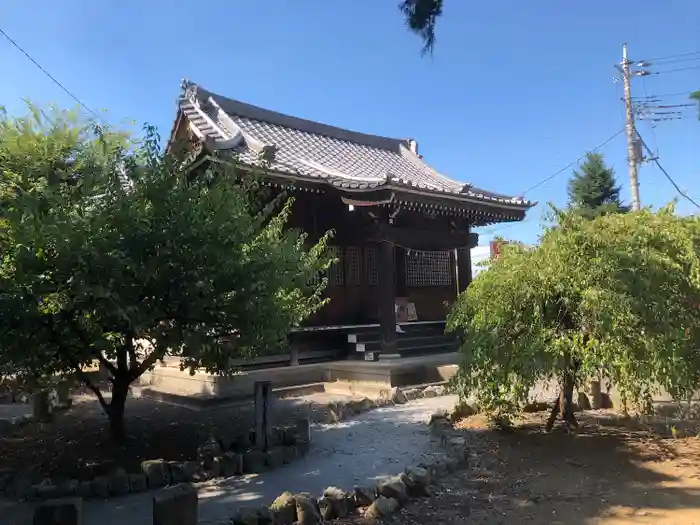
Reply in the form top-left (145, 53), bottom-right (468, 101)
top-left (139, 353), bottom-right (459, 406)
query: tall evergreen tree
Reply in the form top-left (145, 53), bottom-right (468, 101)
top-left (567, 153), bottom-right (629, 219)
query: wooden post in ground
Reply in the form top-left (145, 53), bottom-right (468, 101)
top-left (590, 380), bottom-right (602, 410)
top-left (254, 381), bottom-right (273, 452)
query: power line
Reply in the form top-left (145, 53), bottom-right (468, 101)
top-left (0, 26), bottom-right (103, 123)
top-left (632, 91), bottom-right (695, 99)
top-left (651, 65), bottom-right (700, 75)
top-left (650, 56), bottom-right (700, 65)
top-left (520, 128), bottom-right (625, 196)
top-left (482, 128), bottom-right (626, 235)
top-left (636, 132), bottom-right (700, 210)
top-left (644, 50), bottom-right (700, 62)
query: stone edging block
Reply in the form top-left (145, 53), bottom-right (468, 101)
top-left (326, 384), bottom-right (450, 423)
top-left (1, 417), bottom-right (311, 503)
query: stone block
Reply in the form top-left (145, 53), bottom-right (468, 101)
top-left (208, 456), bottom-right (223, 478)
top-left (405, 466), bottom-right (431, 491)
top-left (353, 485), bottom-right (377, 507)
top-left (141, 459), bottom-right (170, 488)
top-left (33, 497), bottom-right (83, 525)
top-left (320, 486), bottom-right (350, 518)
top-left (446, 435), bottom-right (469, 463)
top-left (280, 426), bottom-right (298, 446)
top-left (578, 392), bottom-right (592, 411)
top-left (197, 436), bottom-right (223, 469)
top-left (222, 452), bottom-right (243, 477)
top-left (377, 476), bottom-right (408, 502)
top-left (295, 440), bottom-right (310, 457)
top-left (390, 387), bottom-right (408, 405)
top-left (55, 479), bottom-right (78, 498)
top-left (90, 477), bottom-right (110, 499)
top-left (243, 449), bottom-right (267, 474)
top-left (269, 491), bottom-right (296, 524)
top-left (153, 483), bottom-right (198, 525)
top-left (34, 479), bottom-right (60, 500)
top-left (265, 447), bottom-right (285, 469)
top-left (365, 496), bottom-right (399, 518)
top-left (403, 388), bottom-right (422, 401)
top-left (281, 445), bottom-right (297, 464)
top-left (108, 468), bottom-right (130, 496)
top-left (269, 426), bottom-right (285, 447)
top-left (295, 492), bottom-right (320, 525)
top-left (168, 462), bottom-right (188, 484)
top-left (182, 461), bottom-right (206, 483)
top-left (326, 402), bottom-right (346, 423)
top-left (449, 402), bottom-right (476, 423)
top-left (295, 417), bottom-right (311, 443)
top-left (128, 473), bottom-right (147, 493)
top-left (428, 409), bottom-right (450, 425)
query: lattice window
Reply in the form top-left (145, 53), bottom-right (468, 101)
top-left (345, 246), bottom-right (361, 286)
top-left (405, 250), bottom-right (453, 287)
top-left (327, 246), bottom-right (344, 286)
top-left (364, 245), bottom-right (378, 286)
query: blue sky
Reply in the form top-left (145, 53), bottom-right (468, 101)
top-left (2, 1), bottom-right (698, 245)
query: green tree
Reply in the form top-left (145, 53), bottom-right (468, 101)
top-left (0, 106), bottom-right (333, 438)
top-left (691, 90), bottom-right (700, 119)
top-left (447, 206), bottom-right (700, 430)
top-left (567, 152), bottom-right (628, 219)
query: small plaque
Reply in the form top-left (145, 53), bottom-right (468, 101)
top-left (364, 352), bottom-right (375, 361)
top-left (355, 343), bottom-right (366, 352)
top-left (348, 334), bottom-right (357, 343)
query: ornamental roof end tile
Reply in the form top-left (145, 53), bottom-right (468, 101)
top-left (176, 79), bottom-right (533, 209)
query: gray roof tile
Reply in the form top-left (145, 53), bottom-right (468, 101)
top-left (177, 80), bottom-right (532, 209)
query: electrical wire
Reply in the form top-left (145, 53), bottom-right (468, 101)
top-left (651, 65), bottom-right (700, 75)
top-left (632, 91), bottom-right (695, 99)
top-left (0, 26), bottom-right (104, 123)
top-left (640, 76), bottom-right (659, 157)
top-left (644, 50), bottom-right (700, 62)
top-left (649, 56), bottom-right (700, 65)
top-left (520, 129), bottom-right (625, 196)
top-left (636, 132), bottom-right (700, 210)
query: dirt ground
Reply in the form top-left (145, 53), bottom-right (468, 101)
top-left (353, 411), bottom-right (700, 525)
top-left (0, 390), bottom-right (335, 482)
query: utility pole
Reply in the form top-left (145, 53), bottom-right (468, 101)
top-left (621, 43), bottom-right (641, 211)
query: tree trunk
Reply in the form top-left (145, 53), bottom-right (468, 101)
top-left (560, 372), bottom-right (579, 431)
top-left (107, 378), bottom-right (130, 441)
top-left (545, 369), bottom-right (579, 432)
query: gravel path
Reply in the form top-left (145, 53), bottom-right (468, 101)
top-left (3, 395), bottom-right (458, 525)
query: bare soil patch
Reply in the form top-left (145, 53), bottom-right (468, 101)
top-left (350, 410), bottom-right (700, 524)
top-left (0, 390), bottom-right (333, 482)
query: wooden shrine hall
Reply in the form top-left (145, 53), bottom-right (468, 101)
top-left (168, 80), bottom-right (534, 363)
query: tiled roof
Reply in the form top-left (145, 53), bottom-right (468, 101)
top-left (176, 80), bottom-right (533, 209)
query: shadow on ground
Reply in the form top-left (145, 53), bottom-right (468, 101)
top-left (373, 411), bottom-right (700, 525)
top-left (2, 397), bottom-right (458, 525)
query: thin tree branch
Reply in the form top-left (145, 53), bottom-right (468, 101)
top-left (73, 363), bottom-right (110, 413)
top-left (48, 317), bottom-right (110, 413)
top-left (60, 312), bottom-right (118, 377)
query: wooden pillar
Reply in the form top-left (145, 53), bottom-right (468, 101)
top-left (378, 240), bottom-right (397, 354)
top-left (395, 246), bottom-right (407, 298)
top-left (456, 247), bottom-right (472, 294)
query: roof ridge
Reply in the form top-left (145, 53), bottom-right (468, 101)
top-left (188, 82), bottom-right (408, 152)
